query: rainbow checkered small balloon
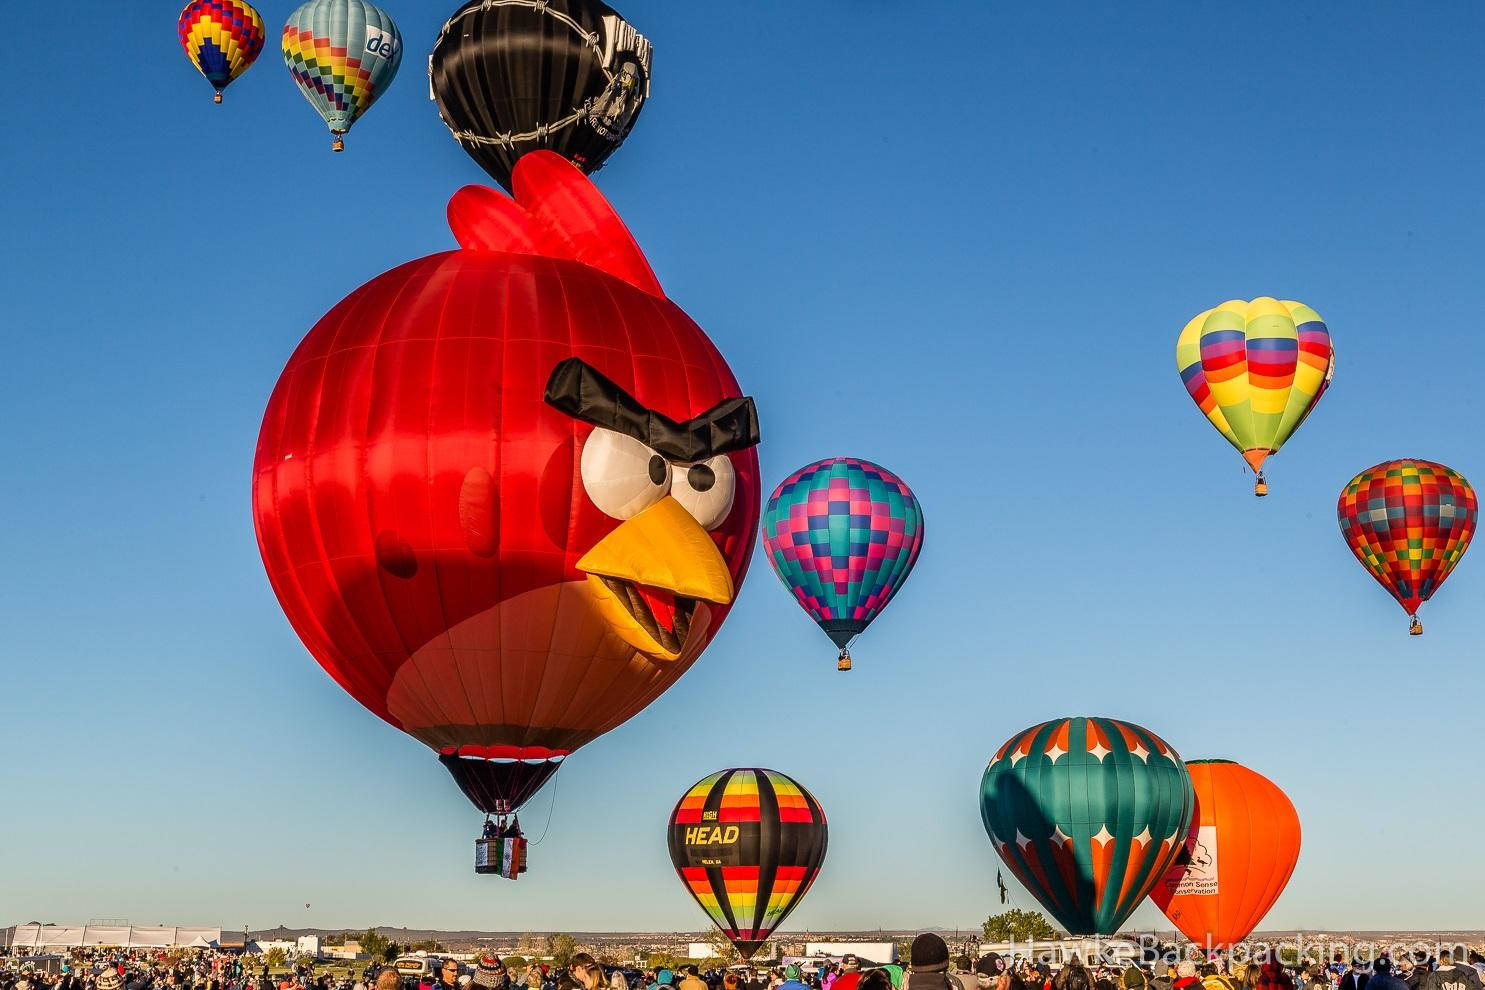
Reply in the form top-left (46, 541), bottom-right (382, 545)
top-left (761, 457), bottom-right (924, 668)
top-left (1337, 458), bottom-right (1476, 634)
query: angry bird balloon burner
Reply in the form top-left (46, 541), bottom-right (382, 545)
top-left (253, 152), bottom-right (760, 871)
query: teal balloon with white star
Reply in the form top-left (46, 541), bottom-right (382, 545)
top-left (979, 716), bottom-right (1195, 935)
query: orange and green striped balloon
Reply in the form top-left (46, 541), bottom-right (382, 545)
top-left (1176, 298), bottom-right (1334, 493)
top-left (667, 769), bottom-right (827, 960)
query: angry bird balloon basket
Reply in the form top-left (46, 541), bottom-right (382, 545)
top-left (475, 813), bottom-right (528, 878)
top-left (252, 152), bottom-right (762, 878)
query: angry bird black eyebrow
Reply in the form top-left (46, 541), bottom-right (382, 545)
top-left (543, 357), bottom-right (761, 462)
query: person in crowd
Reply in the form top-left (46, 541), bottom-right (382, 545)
top-left (905, 935), bottom-right (962, 990)
top-left (375, 970), bottom-right (404, 990)
top-left (1420, 952), bottom-right (1484, 990)
top-left (1119, 966), bottom-right (1146, 990)
top-left (1403, 956), bottom-right (1431, 990)
top-left (1339, 959), bottom-right (1370, 990)
top-left (834, 959), bottom-right (864, 990)
top-left (673, 969), bottom-right (704, 990)
top-left (1167, 963), bottom-right (1199, 990)
top-left (1054, 958), bottom-right (1091, 990)
top-left (472, 957), bottom-right (509, 990)
top-left (859, 974), bottom-right (893, 990)
top-left (1366, 958), bottom-right (1406, 990)
top-left (1254, 962), bottom-right (1293, 990)
top-left (1201, 963), bottom-right (1234, 990)
top-left (613, 973), bottom-right (631, 990)
top-left (975, 956), bottom-right (1009, 990)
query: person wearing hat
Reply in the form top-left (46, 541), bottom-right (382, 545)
top-left (975, 956), bottom-right (1009, 990)
top-left (1338, 959), bottom-right (1370, 990)
top-left (97, 971), bottom-right (125, 990)
top-left (834, 958), bottom-right (866, 990)
top-left (1168, 963), bottom-right (1200, 990)
top-left (906, 935), bottom-right (967, 990)
top-left (777, 966), bottom-right (808, 990)
top-left (474, 958), bottom-right (510, 990)
top-left (1367, 959), bottom-right (1406, 990)
top-left (1121, 968), bottom-right (1147, 990)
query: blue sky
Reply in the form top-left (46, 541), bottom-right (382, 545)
top-left (3, 1), bottom-right (1484, 934)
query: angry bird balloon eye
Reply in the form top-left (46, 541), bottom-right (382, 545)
top-left (671, 455), bottom-right (736, 530)
top-left (579, 428), bottom-right (673, 521)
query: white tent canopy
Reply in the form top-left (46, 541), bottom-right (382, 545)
top-left (7, 925), bottom-right (225, 949)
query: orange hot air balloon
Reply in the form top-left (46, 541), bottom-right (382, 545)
top-left (1149, 759), bottom-right (1300, 948)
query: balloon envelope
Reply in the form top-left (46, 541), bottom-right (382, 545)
top-left (1176, 298), bottom-right (1333, 485)
top-left (253, 153), bottom-right (760, 819)
top-left (178, 0), bottom-right (266, 99)
top-left (979, 716), bottom-right (1194, 935)
top-left (1337, 459), bottom-right (1476, 630)
top-left (760, 457), bottom-right (924, 660)
top-left (431, 0), bottom-right (651, 191)
top-left (1150, 759), bottom-right (1300, 948)
top-left (282, 0), bottom-right (402, 144)
top-left (667, 768), bottom-right (827, 961)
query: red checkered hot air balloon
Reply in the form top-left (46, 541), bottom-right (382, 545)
top-left (1337, 459), bottom-right (1476, 635)
top-left (253, 153), bottom-right (761, 873)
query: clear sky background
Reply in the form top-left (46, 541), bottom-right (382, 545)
top-left (4, 1), bottom-right (1484, 935)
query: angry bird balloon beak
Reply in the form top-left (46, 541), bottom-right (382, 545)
top-left (577, 496), bottom-right (734, 606)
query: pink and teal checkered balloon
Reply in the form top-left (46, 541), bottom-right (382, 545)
top-left (761, 457), bottom-right (924, 656)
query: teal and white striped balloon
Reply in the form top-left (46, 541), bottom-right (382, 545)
top-left (282, 0), bottom-right (402, 150)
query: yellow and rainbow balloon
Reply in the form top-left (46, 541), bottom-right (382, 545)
top-left (1176, 297), bottom-right (1335, 495)
top-left (178, 0), bottom-right (266, 104)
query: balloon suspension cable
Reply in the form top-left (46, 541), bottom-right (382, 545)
top-left (1410, 615), bottom-right (1423, 636)
top-left (837, 649), bottom-right (852, 672)
top-left (527, 762), bottom-right (561, 846)
top-left (1253, 472), bottom-right (1268, 498)
top-left (213, 91), bottom-right (223, 105)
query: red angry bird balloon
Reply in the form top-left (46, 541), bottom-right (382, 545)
top-left (253, 151), bottom-right (761, 831)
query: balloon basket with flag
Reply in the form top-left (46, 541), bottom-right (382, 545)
top-left (475, 816), bottom-right (527, 879)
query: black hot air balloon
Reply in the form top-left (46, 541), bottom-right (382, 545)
top-left (430, 0), bottom-right (651, 191)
